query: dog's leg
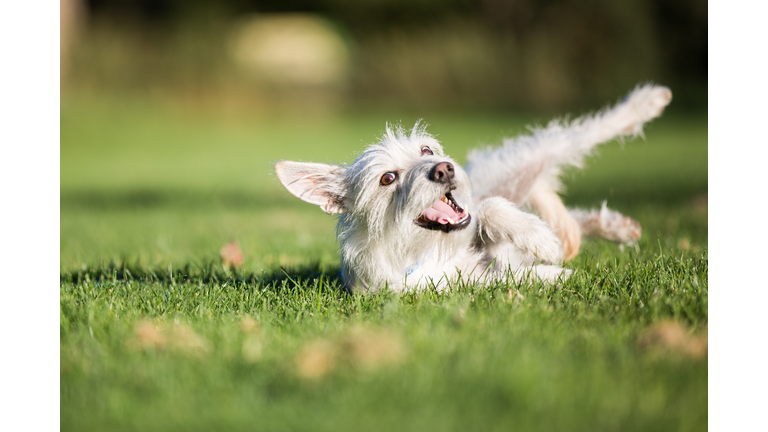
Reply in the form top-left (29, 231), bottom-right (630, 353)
top-left (474, 197), bottom-right (563, 264)
top-left (527, 188), bottom-right (582, 261)
top-left (466, 84), bottom-right (669, 259)
top-left (569, 202), bottom-right (642, 244)
top-left (466, 84), bottom-right (672, 204)
top-left (527, 190), bottom-right (641, 253)
top-left (477, 243), bottom-right (571, 284)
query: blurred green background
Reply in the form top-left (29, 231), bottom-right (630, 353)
top-left (62, 0), bottom-right (707, 113)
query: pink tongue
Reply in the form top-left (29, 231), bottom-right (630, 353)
top-left (423, 200), bottom-right (460, 224)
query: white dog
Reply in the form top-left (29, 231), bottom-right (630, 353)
top-left (275, 84), bottom-right (672, 292)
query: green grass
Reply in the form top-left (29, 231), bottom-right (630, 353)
top-left (60, 96), bottom-right (708, 432)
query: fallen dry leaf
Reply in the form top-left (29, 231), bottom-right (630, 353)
top-left (132, 320), bottom-right (166, 350)
top-left (128, 320), bottom-right (209, 357)
top-left (341, 327), bottom-right (405, 369)
top-left (295, 327), bottom-right (406, 379)
top-left (296, 339), bottom-right (336, 379)
top-left (220, 240), bottom-right (245, 268)
top-left (638, 321), bottom-right (708, 360)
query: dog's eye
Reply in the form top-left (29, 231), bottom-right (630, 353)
top-left (380, 172), bottom-right (397, 186)
top-left (421, 146), bottom-right (433, 156)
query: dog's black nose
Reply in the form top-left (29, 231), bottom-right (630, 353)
top-left (429, 162), bottom-right (455, 183)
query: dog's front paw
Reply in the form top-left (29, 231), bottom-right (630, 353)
top-left (529, 224), bottom-right (564, 264)
top-left (510, 213), bottom-right (563, 264)
top-left (476, 197), bottom-right (564, 263)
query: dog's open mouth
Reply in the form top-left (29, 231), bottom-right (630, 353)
top-left (415, 190), bottom-right (471, 232)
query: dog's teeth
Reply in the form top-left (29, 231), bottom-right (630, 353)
top-left (447, 218), bottom-right (455, 224)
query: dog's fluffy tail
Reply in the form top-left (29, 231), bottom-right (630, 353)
top-left (465, 84), bottom-right (672, 204)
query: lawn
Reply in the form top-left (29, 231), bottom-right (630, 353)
top-left (60, 96), bottom-right (707, 431)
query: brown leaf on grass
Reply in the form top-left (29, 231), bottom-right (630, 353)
top-left (128, 320), bottom-right (209, 357)
top-left (687, 327), bottom-right (708, 358)
top-left (132, 320), bottom-right (167, 350)
top-left (220, 240), bottom-right (244, 269)
top-left (637, 321), bottom-right (708, 359)
top-left (296, 339), bottom-right (336, 379)
top-left (295, 327), bottom-right (406, 379)
top-left (341, 327), bottom-right (406, 370)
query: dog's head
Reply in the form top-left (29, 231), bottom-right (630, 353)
top-left (274, 123), bottom-right (474, 241)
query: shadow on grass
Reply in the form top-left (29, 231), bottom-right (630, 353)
top-left (61, 182), bottom-right (707, 212)
top-left (60, 188), bottom-right (301, 211)
top-left (60, 260), bottom-right (347, 294)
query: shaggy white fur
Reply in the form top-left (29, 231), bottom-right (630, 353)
top-left (275, 84), bottom-right (671, 292)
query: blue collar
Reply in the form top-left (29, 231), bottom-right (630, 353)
top-left (405, 249), bottom-right (434, 276)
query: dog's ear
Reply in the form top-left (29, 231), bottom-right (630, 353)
top-left (274, 161), bottom-right (347, 214)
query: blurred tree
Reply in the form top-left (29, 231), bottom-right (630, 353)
top-left (71, 0), bottom-right (706, 112)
